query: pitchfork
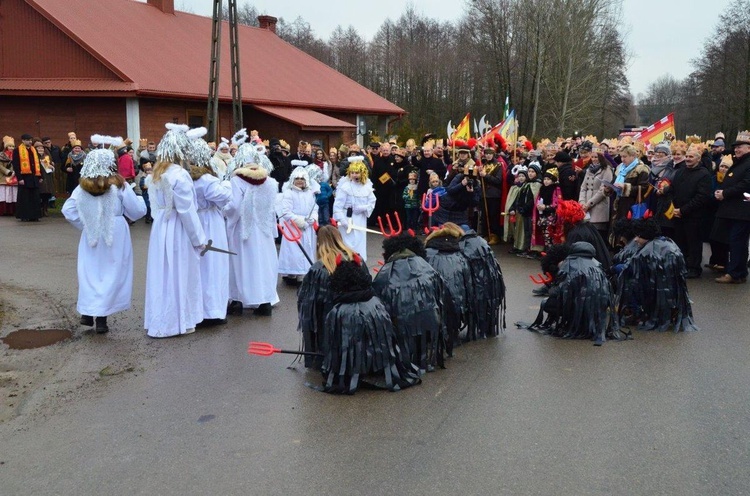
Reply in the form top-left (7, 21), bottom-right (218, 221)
top-left (277, 220), bottom-right (314, 266)
top-left (248, 341), bottom-right (323, 358)
top-left (421, 193), bottom-right (440, 229)
top-left (377, 212), bottom-right (402, 238)
top-left (529, 272), bottom-right (554, 285)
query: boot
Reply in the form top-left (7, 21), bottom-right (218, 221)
top-left (488, 234), bottom-right (501, 245)
top-left (253, 303), bottom-right (272, 316)
top-left (80, 315), bottom-right (94, 326)
top-left (95, 316), bottom-right (109, 334)
top-left (227, 301), bottom-right (243, 316)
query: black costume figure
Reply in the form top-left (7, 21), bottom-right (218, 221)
top-left (615, 220), bottom-right (698, 332)
top-left (518, 242), bottom-right (625, 345)
top-left (425, 230), bottom-right (474, 349)
top-left (372, 235), bottom-right (446, 372)
top-left (459, 230), bottom-right (506, 339)
top-left (296, 261), bottom-right (333, 369)
top-left (321, 259), bottom-right (421, 394)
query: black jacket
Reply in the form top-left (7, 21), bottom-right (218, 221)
top-left (671, 164), bottom-right (712, 218)
top-left (716, 153), bottom-right (750, 221)
top-left (557, 162), bottom-right (579, 200)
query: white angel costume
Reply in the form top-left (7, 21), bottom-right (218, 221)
top-left (62, 148), bottom-right (146, 318)
top-left (278, 167), bottom-right (318, 277)
top-left (225, 144), bottom-right (280, 308)
top-left (332, 159), bottom-right (376, 260)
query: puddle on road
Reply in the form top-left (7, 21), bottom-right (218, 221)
top-left (1, 329), bottom-right (72, 350)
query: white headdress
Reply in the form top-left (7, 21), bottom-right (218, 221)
top-left (185, 127), bottom-right (212, 168)
top-left (283, 166), bottom-right (310, 191)
top-left (156, 123), bottom-right (190, 164)
top-left (81, 135), bottom-right (120, 178)
top-left (234, 143), bottom-right (274, 173)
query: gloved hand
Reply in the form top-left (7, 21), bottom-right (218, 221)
top-left (293, 216), bottom-right (307, 229)
top-left (353, 204), bottom-right (369, 215)
top-left (336, 217), bottom-right (348, 228)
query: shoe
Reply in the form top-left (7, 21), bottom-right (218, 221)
top-left (488, 234), bottom-right (501, 245)
top-left (227, 301), bottom-right (243, 316)
top-left (715, 274), bottom-right (747, 284)
top-left (685, 270), bottom-right (701, 279)
top-left (95, 317), bottom-right (109, 334)
top-left (508, 248), bottom-right (522, 254)
top-left (253, 303), bottom-right (273, 316)
top-left (532, 286), bottom-right (549, 296)
top-left (145, 217), bottom-right (152, 225)
top-left (282, 276), bottom-right (301, 287)
top-left (80, 315), bottom-right (94, 326)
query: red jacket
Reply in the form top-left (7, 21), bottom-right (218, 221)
top-left (118, 154), bottom-right (135, 180)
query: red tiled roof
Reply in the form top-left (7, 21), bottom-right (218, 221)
top-left (0, 78), bottom-right (137, 93)
top-left (254, 105), bottom-right (356, 130)
top-left (25, 0), bottom-right (404, 116)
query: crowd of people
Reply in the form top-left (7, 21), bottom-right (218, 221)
top-left (3, 122), bottom-right (749, 393)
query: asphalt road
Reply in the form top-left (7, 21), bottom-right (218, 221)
top-left (1, 215), bottom-right (749, 495)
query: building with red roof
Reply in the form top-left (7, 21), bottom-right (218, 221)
top-left (0, 0), bottom-right (404, 149)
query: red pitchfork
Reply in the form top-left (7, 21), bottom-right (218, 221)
top-left (529, 272), bottom-right (554, 285)
top-left (378, 212), bottom-right (402, 238)
top-left (421, 193), bottom-right (440, 228)
top-left (277, 220), bottom-right (314, 266)
top-left (248, 341), bottom-right (323, 358)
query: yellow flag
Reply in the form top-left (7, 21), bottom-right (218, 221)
top-left (452, 113), bottom-right (471, 141)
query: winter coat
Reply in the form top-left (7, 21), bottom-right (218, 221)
top-left (716, 153), bottom-right (750, 222)
top-left (578, 164), bottom-right (613, 225)
top-left (671, 164), bottom-right (712, 219)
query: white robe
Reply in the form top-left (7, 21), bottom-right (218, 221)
top-left (62, 184), bottom-right (146, 317)
top-left (332, 177), bottom-right (376, 261)
top-left (226, 173), bottom-right (279, 307)
top-left (144, 165), bottom-right (207, 338)
top-left (278, 186), bottom-right (318, 276)
top-left (194, 174), bottom-right (232, 319)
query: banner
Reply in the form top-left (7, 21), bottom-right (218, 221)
top-left (479, 110), bottom-right (518, 150)
top-left (633, 113), bottom-right (675, 146)
top-left (451, 113), bottom-right (471, 142)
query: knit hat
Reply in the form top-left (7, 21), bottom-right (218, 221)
top-left (653, 143), bottom-right (671, 155)
top-left (553, 151), bottom-right (572, 163)
top-left (528, 162), bottom-right (542, 176)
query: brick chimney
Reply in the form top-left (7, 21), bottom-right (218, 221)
top-left (147, 0), bottom-right (174, 15)
top-left (258, 15), bottom-right (278, 34)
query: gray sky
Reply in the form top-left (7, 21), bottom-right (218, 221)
top-left (168, 0), bottom-right (729, 99)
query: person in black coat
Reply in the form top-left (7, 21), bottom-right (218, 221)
top-left (11, 134), bottom-right (43, 222)
top-left (553, 151), bottom-right (579, 200)
top-left (414, 145), bottom-right (447, 199)
top-left (713, 132), bottom-right (750, 283)
top-left (671, 146), bottom-right (713, 278)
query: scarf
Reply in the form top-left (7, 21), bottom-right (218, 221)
top-left (18, 144), bottom-right (41, 176)
top-left (615, 158), bottom-right (639, 184)
top-left (587, 162), bottom-right (602, 175)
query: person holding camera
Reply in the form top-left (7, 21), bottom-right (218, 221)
top-left (432, 146), bottom-right (481, 228)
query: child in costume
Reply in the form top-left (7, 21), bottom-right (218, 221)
top-left (186, 129), bottom-right (233, 326)
top-left (509, 162), bottom-right (542, 256)
top-left (533, 167), bottom-right (562, 251)
top-left (144, 124), bottom-right (207, 338)
top-left (226, 143), bottom-right (279, 316)
top-left (278, 166), bottom-right (318, 285)
top-left (332, 157), bottom-right (376, 261)
top-left (372, 234), bottom-right (447, 372)
top-left (62, 136), bottom-right (147, 333)
top-left (424, 223), bottom-right (474, 351)
top-left (615, 219), bottom-right (697, 332)
top-left (297, 225), bottom-right (358, 369)
top-left (503, 164), bottom-right (525, 246)
top-left (459, 229), bottom-right (506, 339)
top-left (321, 257), bottom-right (421, 394)
top-left (402, 171), bottom-right (420, 231)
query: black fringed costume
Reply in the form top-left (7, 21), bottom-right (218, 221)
top-left (616, 235), bottom-right (698, 332)
top-left (321, 260), bottom-right (421, 394)
top-left (297, 261), bottom-right (332, 369)
top-left (459, 231), bottom-right (506, 338)
top-left (425, 236), bottom-right (474, 350)
top-left (518, 242), bottom-right (626, 345)
top-left (373, 235), bottom-right (446, 372)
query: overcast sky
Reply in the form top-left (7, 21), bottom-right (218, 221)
top-left (169, 0), bottom-right (729, 99)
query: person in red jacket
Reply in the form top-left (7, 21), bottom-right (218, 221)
top-left (116, 144), bottom-right (136, 183)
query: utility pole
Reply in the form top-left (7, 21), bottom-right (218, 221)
top-left (207, 0), bottom-right (243, 142)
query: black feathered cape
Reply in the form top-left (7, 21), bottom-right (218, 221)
top-left (459, 231), bottom-right (506, 339)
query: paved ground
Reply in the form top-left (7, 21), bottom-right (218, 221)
top-left (1, 214), bottom-right (749, 495)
